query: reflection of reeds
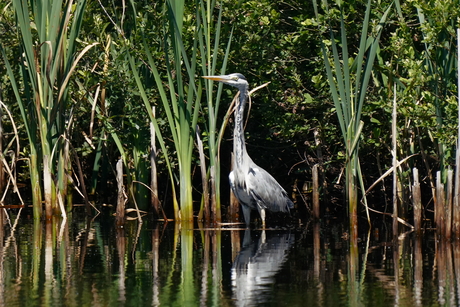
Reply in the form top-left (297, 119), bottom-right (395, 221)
top-left (13, 216), bottom-right (460, 306)
top-left (453, 243), bottom-right (460, 305)
top-left (181, 229), bottom-right (195, 305)
top-left (414, 237), bottom-right (423, 307)
top-left (116, 228), bottom-right (126, 304)
top-left (152, 226), bottom-right (160, 306)
top-left (435, 239), bottom-right (454, 306)
top-left (44, 222), bottom-right (53, 306)
top-left (12, 217), bottom-right (460, 305)
top-left (200, 229), bottom-right (210, 306)
top-left (32, 219), bottom-right (42, 299)
top-left (347, 235), bottom-right (359, 306)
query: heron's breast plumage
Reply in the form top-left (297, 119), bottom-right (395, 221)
top-left (229, 170), bottom-right (256, 210)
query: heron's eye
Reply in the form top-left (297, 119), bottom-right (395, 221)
top-left (232, 76), bottom-right (239, 81)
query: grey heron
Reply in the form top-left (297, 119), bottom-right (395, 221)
top-left (202, 73), bottom-right (294, 227)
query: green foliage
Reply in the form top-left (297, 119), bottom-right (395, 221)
top-left (367, 0), bottom-right (460, 183)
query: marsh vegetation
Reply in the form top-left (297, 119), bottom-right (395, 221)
top-left (1, 1), bottom-right (460, 305)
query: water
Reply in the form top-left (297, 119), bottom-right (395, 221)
top-left (0, 209), bottom-right (457, 306)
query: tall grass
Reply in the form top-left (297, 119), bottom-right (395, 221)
top-left (129, 0), bottom-right (232, 225)
top-left (199, 1), bottom-right (233, 223)
top-left (312, 0), bottom-right (391, 237)
top-left (1, 0), bottom-right (96, 218)
top-left (129, 0), bottom-right (201, 224)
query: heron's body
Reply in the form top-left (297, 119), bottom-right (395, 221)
top-left (203, 73), bottom-right (294, 227)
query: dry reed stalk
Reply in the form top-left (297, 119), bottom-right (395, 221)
top-left (436, 171), bottom-right (445, 236)
top-left (312, 164), bottom-right (320, 220)
top-left (446, 169), bottom-right (453, 239)
top-left (116, 158), bottom-right (126, 227)
top-left (412, 168), bottom-right (422, 234)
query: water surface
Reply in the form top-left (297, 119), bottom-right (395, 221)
top-left (0, 209), bottom-right (456, 306)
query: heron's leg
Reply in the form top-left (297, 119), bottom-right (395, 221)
top-left (242, 205), bottom-right (251, 227)
top-left (260, 208), bottom-right (266, 229)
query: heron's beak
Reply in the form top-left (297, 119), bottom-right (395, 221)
top-left (202, 75), bottom-right (232, 82)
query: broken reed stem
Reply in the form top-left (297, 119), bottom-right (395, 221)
top-left (116, 158), bottom-right (126, 227)
top-left (436, 171), bottom-right (445, 237)
top-left (412, 168), bottom-right (422, 234)
top-left (446, 169), bottom-right (453, 239)
top-left (312, 164), bottom-right (320, 220)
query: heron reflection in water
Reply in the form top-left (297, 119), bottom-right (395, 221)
top-left (202, 74), bottom-right (294, 227)
top-left (231, 229), bottom-right (294, 306)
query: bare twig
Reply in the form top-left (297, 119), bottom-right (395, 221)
top-left (362, 154), bottom-right (418, 199)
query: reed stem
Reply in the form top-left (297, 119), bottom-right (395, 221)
top-left (454, 28), bottom-right (460, 236)
top-left (150, 107), bottom-right (160, 216)
top-left (312, 164), bottom-right (320, 220)
top-left (392, 83), bottom-right (398, 236)
top-left (412, 168), bottom-right (422, 234)
top-left (116, 158), bottom-right (125, 227)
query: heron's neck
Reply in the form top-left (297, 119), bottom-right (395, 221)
top-left (234, 87), bottom-right (249, 168)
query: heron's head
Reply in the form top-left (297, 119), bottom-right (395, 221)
top-left (202, 73), bottom-right (248, 91)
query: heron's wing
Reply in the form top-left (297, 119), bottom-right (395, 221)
top-left (245, 166), bottom-right (294, 213)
